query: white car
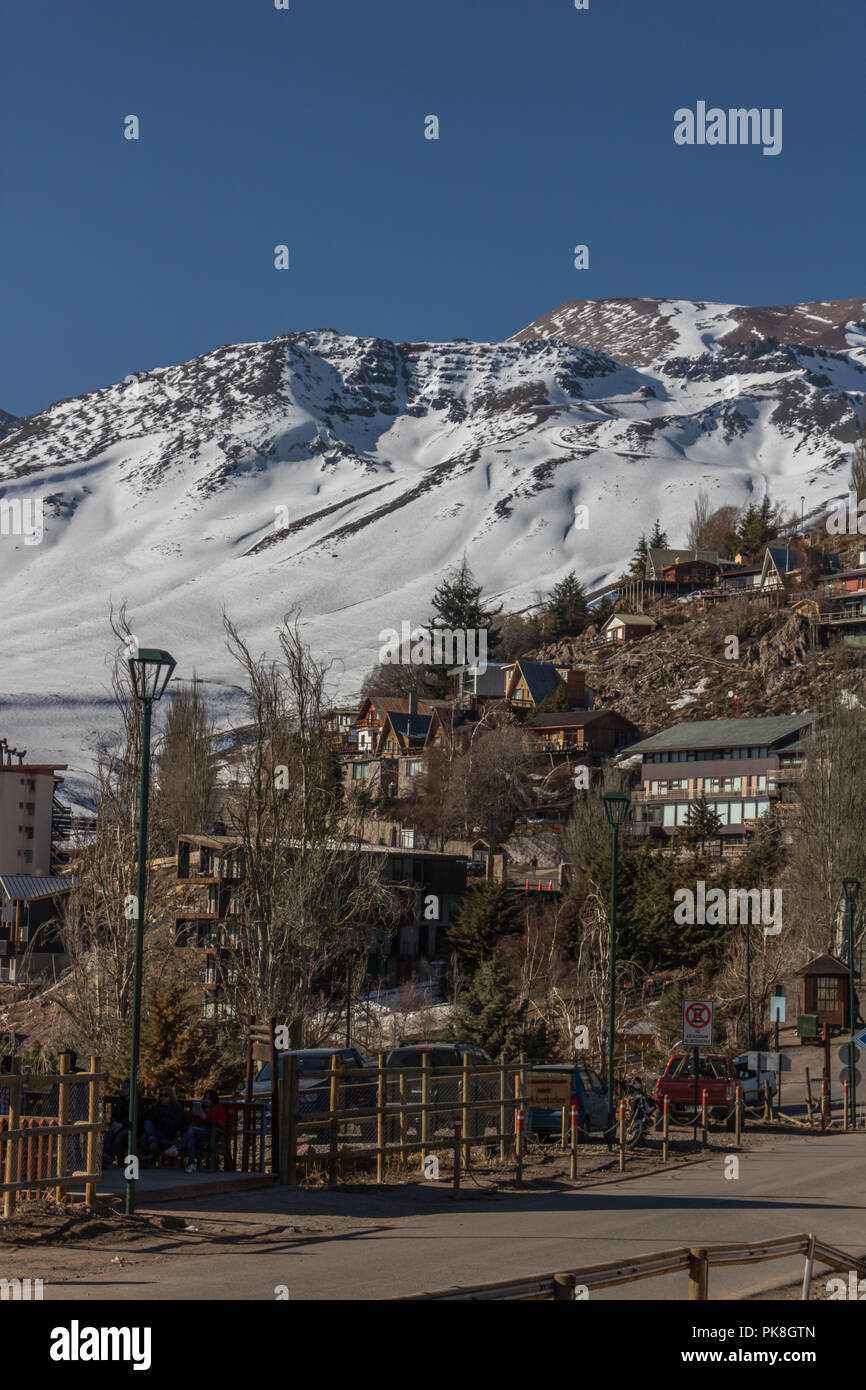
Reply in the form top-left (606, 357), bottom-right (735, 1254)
top-left (733, 1054), bottom-right (777, 1103)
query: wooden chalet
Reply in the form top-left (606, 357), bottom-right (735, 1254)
top-left (525, 709), bottom-right (640, 759)
top-left (502, 659), bottom-right (585, 710)
top-left (599, 613), bottom-right (656, 646)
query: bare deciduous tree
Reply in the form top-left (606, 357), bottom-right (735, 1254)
top-left (222, 612), bottom-right (399, 1044)
top-left (58, 607), bottom-right (151, 1067)
top-left (788, 705), bottom-right (866, 955)
top-left (152, 677), bottom-right (217, 852)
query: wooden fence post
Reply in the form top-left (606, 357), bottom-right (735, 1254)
top-left (57, 1053), bottom-right (69, 1204)
top-left (376, 1053), bottom-right (385, 1185)
top-left (805, 1067), bottom-right (814, 1127)
top-left (328, 1054), bottom-right (339, 1188)
top-left (498, 1055), bottom-right (507, 1165)
top-left (688, 1247), bottom-right (709, 1300)
top-left (452, 1120), bottom-right (462, 1197)
top-left (85, 1055), bottom-right (99, 1207)
top-left (3, 1078), bottom-right (21, 1219)
top-left (515, 1106), bottom-right (524, 1186)
top-left (735, 1084), bottom-right (742, 1146)
top-left (286, 1055), bottom-right (298, 1187)
top-left (267, 1016), bottom-right (278, 1175)
top-left (420, 1054), bottom-right (430, 1172)
top-left (801, 1233), bottom-right (816, 1301)
top-left (461, 1057), bottom-right (470, 1171)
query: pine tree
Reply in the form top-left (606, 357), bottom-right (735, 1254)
top-left (430, 556), bottom-right (502, 653)
top-left (648, 520), bottom-right (668, 549)
top-left (447, 880), bottom-right (523, 965)
top-left (446, 958), bottom-right (523, 1058)
top-left (542, 572), bottom-right (588, 641)
top-left (629, 532), bottom-right (648, 576)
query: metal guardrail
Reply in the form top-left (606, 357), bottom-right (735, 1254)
top-left (398, 1232), bottom-right (866, 1300)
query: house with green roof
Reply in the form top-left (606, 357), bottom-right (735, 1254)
top-left (624, 713), bottom-right (817, 851)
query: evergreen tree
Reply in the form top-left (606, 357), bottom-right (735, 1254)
top-left (139, 979), bottom-right (242, 1095)
top-left (542, 572), bottom-right (588, 641)
top-left (446, 957), bottom-right (523, 1058)
top-left (681, 793), bottom-right (723, 853)
top-left (629, 532), bottom-right (648, 576)
top-left (648, 520), bottom-right (668, 549)
top-left (447, 880), bottom-right (523, 965)
top-left (430, 556), bottom-right (502, 653)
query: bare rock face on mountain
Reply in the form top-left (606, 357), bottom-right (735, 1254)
top-left (511, 297), bottom-right (866, 365)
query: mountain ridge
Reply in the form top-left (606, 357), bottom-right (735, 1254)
top-left (0, 298), bottom-right (863, 774)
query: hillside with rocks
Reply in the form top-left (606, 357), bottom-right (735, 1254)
top-left (535, 601), bottom-right (866, 735)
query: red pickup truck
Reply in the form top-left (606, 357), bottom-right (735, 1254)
top-left (654, 1053), bottom-right (737, 1129)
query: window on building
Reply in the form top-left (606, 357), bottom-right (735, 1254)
top-left (406, 760), bottom-right (423, 778)
top-left (352, 762), bottom-right (370, 781)
top-left (816, 979), bottom-right (838, 1014)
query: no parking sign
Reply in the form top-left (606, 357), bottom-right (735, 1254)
top-left (683, 999), bottom-right (714, 1046)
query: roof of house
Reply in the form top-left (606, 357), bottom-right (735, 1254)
top-left (0, 874), bottom-right (73, 901)
top-left (507, 660), bottom-right (566, 703)
top-left (602, 613), bottom-right (656, 628)
top-left (764, 546), bottom-right (840, 575)
top-left (358, 696), bottom-right (438, 722)
top-left (526, 710), bottom-right (635, 729)
top-left (646, 547), bottom-right (721, 574)
top-left (625, 713), bottom-right (816, 755)
top-left (796, 953), bottom-right (850, 978)
top-left (819, 568), bottom-right (866, 583)
top-left (385, 712), bottom-right (432, 747)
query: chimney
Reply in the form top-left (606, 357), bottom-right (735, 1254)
top-left (408, 691), bottom-right (417, 716)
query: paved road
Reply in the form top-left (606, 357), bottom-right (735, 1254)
top-left (34, 1132), bottom-right (866, 1301)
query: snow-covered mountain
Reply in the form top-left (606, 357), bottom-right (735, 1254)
top-left (1, 298), bottom-right (864, 774)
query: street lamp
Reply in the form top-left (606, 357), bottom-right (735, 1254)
top-left (125, 647), bottom-right (176, 1215)
top-left (843, 876), bottom-right (860, 1129)
top-left (603, 790), bottom-right (630, 1149)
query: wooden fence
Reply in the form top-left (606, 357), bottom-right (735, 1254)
top-left (276, 1056), bottom-right (531, 1185)
top-left (0, 1054), bottom-right (105, 1216)
top-left (399, 1232), bottom-right (866, 1300)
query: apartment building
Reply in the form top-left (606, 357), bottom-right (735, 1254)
top-left (0, 745), bottom-right (67, 876)
top-left (173, 832), bottom-right (468, 1015)
top-left (627, 714), bottom-right (815, 851)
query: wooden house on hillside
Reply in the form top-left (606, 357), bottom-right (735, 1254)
top-left (503, 659), bottom-right (585, 710)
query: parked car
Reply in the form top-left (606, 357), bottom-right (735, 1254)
top-left (529, 1062), bottom-right (610, 1138)
top-left (654, 1052), bottom-right (737, 1128)
top-left (732, 1054), bottom-right (777, 1105)
top-left (384, 1042), bottom-right (494, 1138)
top-left (253, 1048), bottom-right (376, 1140)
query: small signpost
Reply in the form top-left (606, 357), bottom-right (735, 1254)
top-left (683, 1002), bottom-right (714, 1139)
top-left (683, 1000), bottom-right (714, 1046)
top-left (528, 1074), bottom-right (573, 1106)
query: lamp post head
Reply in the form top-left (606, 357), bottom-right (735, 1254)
top-left (128, 648), bottom-right (177, 703)
top-left (843, 876), bottom-right (861, 905)
top-left (603, 790), bottom-right (631, 828)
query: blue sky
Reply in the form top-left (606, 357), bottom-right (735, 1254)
top-left (3, 0), bottom-right (863, 417)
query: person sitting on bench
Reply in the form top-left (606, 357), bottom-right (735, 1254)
top-left (181, 1090), bottom-right (228, 1173)
top-left (144, 1086), bottom-right (186, 1162)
